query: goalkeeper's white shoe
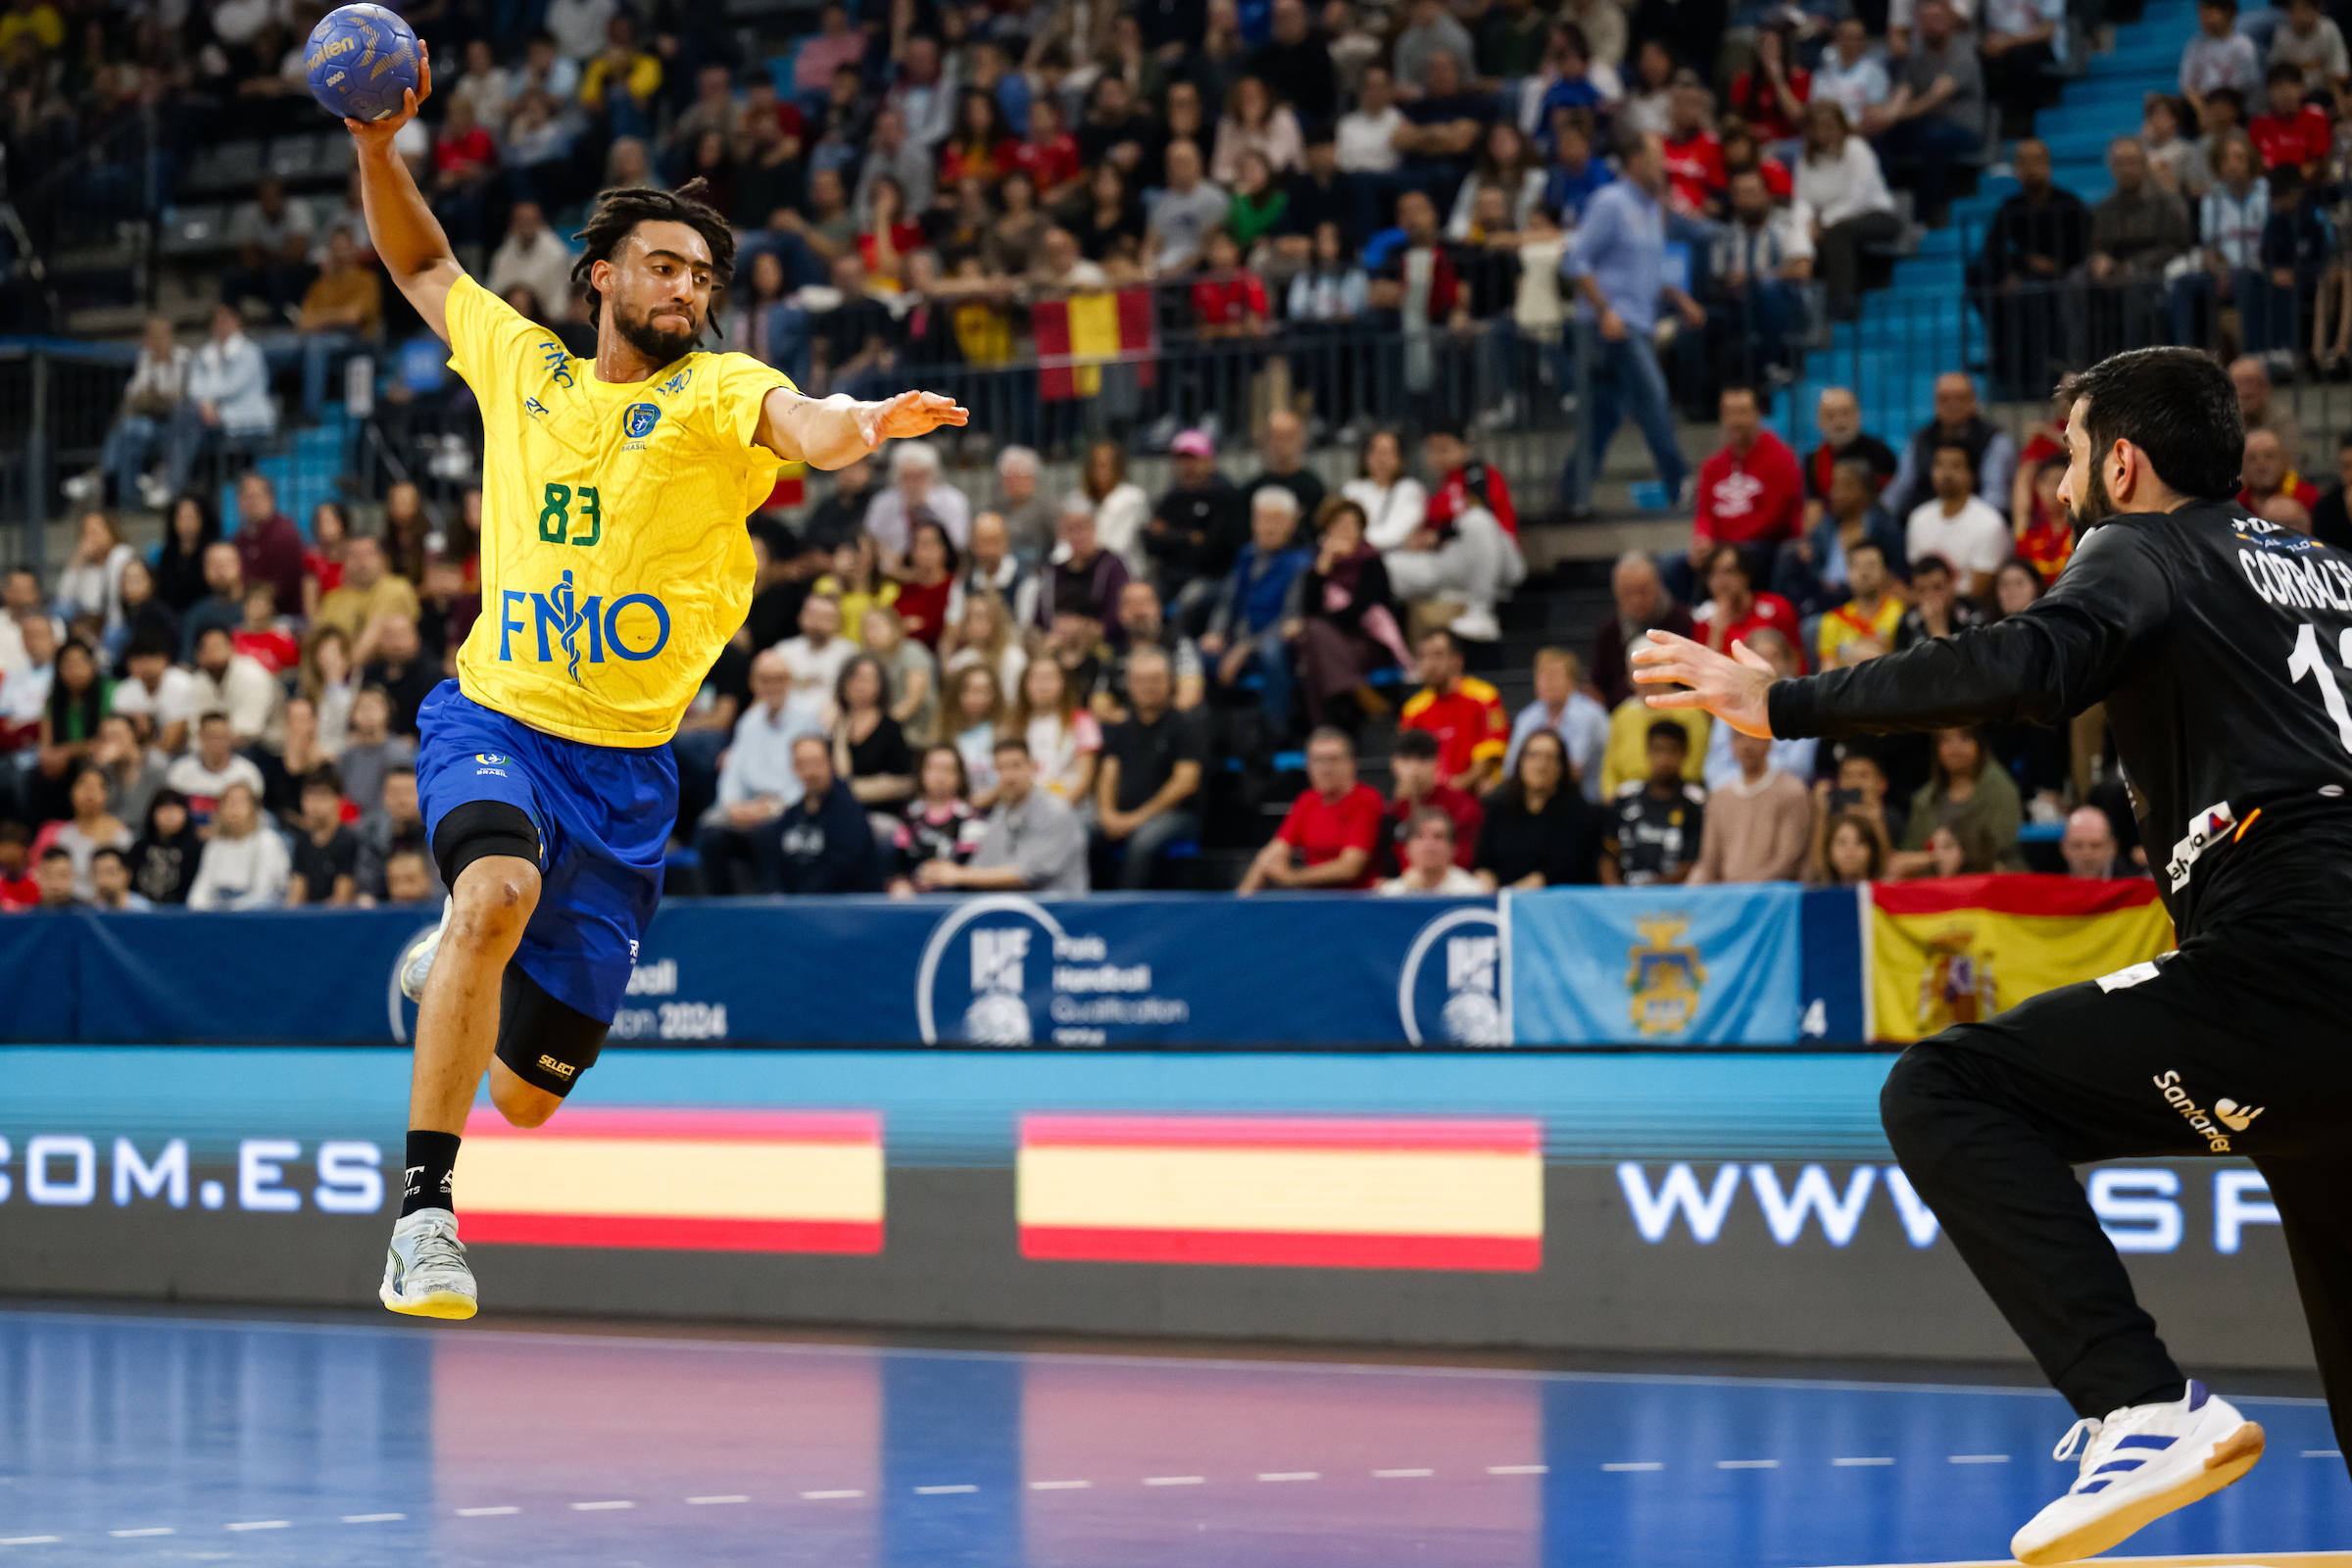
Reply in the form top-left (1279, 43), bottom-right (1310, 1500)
top-left (398, 898), bottom-right (452, 1003)
top-left (380, 1207), bottom-right (478, 1320)
top-left (2010, 1380), bottom-right (2264, 1564)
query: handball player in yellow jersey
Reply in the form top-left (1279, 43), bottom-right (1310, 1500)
top-left (347, 49), bottom-right (966, 1318)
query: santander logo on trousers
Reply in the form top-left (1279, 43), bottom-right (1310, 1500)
top-left (2154, 1069), bottom-right (2263, 1152)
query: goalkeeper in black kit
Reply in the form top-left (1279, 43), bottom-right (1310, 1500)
top-left (1634, 346), bottom-right (2352, 1564)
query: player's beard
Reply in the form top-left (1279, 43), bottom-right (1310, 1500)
top-left (2066, 462), bottom-right (2115, 537)
top-left (610, 295), bottom-right (700, 364)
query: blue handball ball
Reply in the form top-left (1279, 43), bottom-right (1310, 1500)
top-left (305, 4), bottom-right (420, 122)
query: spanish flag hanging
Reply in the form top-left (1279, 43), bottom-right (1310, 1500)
top-left (1034, 288), bottom-right (1156, 401)
top-left (1864, 874), bottom-right (2174, 1044)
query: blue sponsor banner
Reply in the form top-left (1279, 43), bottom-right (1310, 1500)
top-left (6, 896), bottom-right (1503, 1049)
top-left (1507, 884), bottom-right (1807, 1046)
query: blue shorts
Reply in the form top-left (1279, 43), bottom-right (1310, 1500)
top-left (416, 680), bottom-right (674, 1023)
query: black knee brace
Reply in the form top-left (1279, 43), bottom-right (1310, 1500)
top-left (431, 800), bottom-right (542, 893)
top-left (494, 962), bottom-right (611, 1098)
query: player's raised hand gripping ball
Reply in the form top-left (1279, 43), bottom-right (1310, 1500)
top-left (306, 4), bottom-right (420, 122)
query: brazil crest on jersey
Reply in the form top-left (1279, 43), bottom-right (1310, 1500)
top-left (445, 273), bottom-right (796, 748)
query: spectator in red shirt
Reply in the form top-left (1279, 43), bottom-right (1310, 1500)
top-left (232, 584), bottom-right (298, 676)
top-left (1661, 71), bottom-right (1726, 217)
top-left (1191, 228), bottom-right (1269, 334)
top-left (939, 88), bottom-right (1017, 187)
top-left (1725, 25), bottom-right (1810, 147)
top-left (2249, 63), bottom-right (2332, 176)
top-left (0, 822), bottom-right (37, 911)
top-left (1398, 627), bottom-right (1510, 794)
top-left (1687, 385), bottom-right (1804, 595)
top-left (1694, 543), bottom-right (1806, 670)
top-left (430, 94), bottom-right (500, 247)
top-left (1008, 98), bottom-right (1085, 204)
top-left (1800, 386), bottom-right (1899, 529)
top-left (229, 471), bottom-right (306, 618)
top-left (2239, 426), bottom-right (2321, 511)
top-left (1238, 726), bottom-right (1385, 892)
top-left (1380, 725), bottom-right (1483, 873)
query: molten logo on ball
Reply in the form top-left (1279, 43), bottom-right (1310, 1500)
top-left (306, 3), bottom-right (418, 122)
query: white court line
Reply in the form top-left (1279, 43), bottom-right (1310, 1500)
top-left (456, 1506), bottom-right (520, 1516)
top-left (1947, 1455), bottom-right (2011, 1464)
top-left (914, 1485), bottom-right (977, 1495)
top-left (2306, 1449), bottom-right (2342, 1458)
top-left (1602, 1462), bottom-right (1663, 1472)
top-left (802, 1491), bottom-right (863, 1500)
top-left (1144, 1476), bottom-right (1206, 1487)
top-left (108, 1528), bottom-right (173, 1538)
top-left (342, 1513), bottom-right (406, 1523)
top-left (1718, 1460), bottom-right (1779, 1470)
top-left (572, 1500), bottom-right (634, 1511)
top-left (1374, 1469), bottom-right (1434, 1478)
top-left (686, 1495), bottom-right (749, 1505)
top-left (1257, 1473), bottom-right (1318, 1482)
top-left (0, 1537), bottom-right (62, 1544)
top-left (225, 1520), bottom-right (290, 1531)
top-left (1488, 1464), bottom-right (1548, 1475)
top-left (1834, 1457), bottom-right (1895, 1467)
top-left (1028, 1481), bottom-right (1092, 1491)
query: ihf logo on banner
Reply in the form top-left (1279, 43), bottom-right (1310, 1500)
top-left (916, 897), bottom-right (1189, 1046)
top-left (1398, 906), bottom-right (1508, 1046)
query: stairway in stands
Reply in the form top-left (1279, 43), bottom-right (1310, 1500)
top-left (1786, 0), bottom-right (2193, 437)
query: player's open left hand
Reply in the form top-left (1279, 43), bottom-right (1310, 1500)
top-left (1632, 627), bottom-right (1778, 738)
top-left (867, 390), bottom-right (970, 445)
top-left (344, 39), bottom-right (432, 142)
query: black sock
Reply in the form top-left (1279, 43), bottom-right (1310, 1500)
top-left (401, 1130), bottom-right (462, 1218)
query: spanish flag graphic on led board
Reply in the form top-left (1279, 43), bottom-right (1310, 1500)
top-left (458, 1107), bottom-right (884, 1252)
top-left (1017, 1115), bottom-right (1544, 1271)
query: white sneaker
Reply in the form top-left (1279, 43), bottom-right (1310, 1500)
top-left (62, 470), bottom-right (101, 503)
top-left (136, 473), bottom-right (172, 512)
top-left (398, 898), bottom-right (451, 1003)
top-left (2010, 1380), bottom-right (2264, 1565)
top-left (1449, 607), bottom-right (1502, 642)
top-left (379, 1207), bottom-right (478, 1319)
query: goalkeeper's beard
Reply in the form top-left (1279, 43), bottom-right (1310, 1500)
top-left (608, 295), bottom-right (700, 364)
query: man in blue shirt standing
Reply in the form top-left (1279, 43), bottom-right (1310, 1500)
top-left (1562, 133), bottom-right (1705, 516)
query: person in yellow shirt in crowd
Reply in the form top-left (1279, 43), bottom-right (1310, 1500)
top-left (1598, 635), bottom-right (1710, 796)
top-left (314, 536), bottom-right (423, 658)
top-left (293, 226), bottom-right (383, 422)
top-left (1815, 539), bottom-right (1905, 668)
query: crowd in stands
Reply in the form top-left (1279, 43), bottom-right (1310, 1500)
top-left (10, 351), bottom-right (2267, 906)
top-left (41, 0), bottom-right (2352, 518)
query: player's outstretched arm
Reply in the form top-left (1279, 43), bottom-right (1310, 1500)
top-left (755, 387), bottom-right (969, 469)
top-left (344, 43), bottom-right (462, 345)
top-left (1634, 630), bottom-right (1781, 737)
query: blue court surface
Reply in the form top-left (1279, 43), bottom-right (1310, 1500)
top-left (1, 1308), bottom-right (2347, 1567)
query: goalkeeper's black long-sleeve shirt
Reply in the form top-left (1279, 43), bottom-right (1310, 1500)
top-left (1769, 500), bottom-right (2352, 937)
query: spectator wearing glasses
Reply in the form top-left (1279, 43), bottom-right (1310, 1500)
top-left (1239, 726), bottom-right (1384, 893)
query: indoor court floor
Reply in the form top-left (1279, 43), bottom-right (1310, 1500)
top-left (1, 1307), bottom-right (2347, 1567)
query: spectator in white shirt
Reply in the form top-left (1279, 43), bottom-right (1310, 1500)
top-left (1905, 442), bottom-right (2012, 597)
top-left (1379, 808), bottom-right (1487, 893)
top-left (189, 625), bottom-right (286, 750)
top-left (774, 593), bottom-right (857, 716)
top-left (1336, 65), bottom-right (1407, 173)
top-left (544, 0), bottom-right (616, 61)
top-left (81, 317), bottom-right (189, 512)
top-left (693, 650), bottom-right (825, 893)
top-left (165, 304), bottom-right (275, 495)
top-left (1341, 427), bottom-right (1429, 551)
top-left (1795, 101), bottom-right (1900, 320)
top-left (1504, 647), bottom-right (1612, 802)
top-left (110, 633), bottom-right (196, 756)
top-left (485, 201), bottom-right (576, 321)
top-left (164, 712), bottom-right (268, 827)
top-left (186, 782), bottom-right (290, 909)
top-left (1810, 18), bottom-right (1891, 123)
top-left (862, 441), bottom-right (973, 564)
top-left (1145, 139), bottom-right (1232, 273)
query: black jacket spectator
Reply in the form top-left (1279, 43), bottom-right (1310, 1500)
top-left (127, 792), bottom-right (202, 906)
top-left (1592, 602), bottom-right (1695, 710)
top-left (1977, 174), bottom-right (2090, 288)
top-left (1250, 31), bottom-right (1339, 123)
top-left (1148, 471), bottom-right (1248, 602)
top-left (1475, 779), bottom-right (1601, 887)
top-left (777, 776), bottom-right (884, 893)
top-left (363, 651), bottom-right (441, 737)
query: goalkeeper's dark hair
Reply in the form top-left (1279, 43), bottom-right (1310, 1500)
top-left (2065, 346), bottom-right (2243, 501)
top-left (569, 177), bottom-right (738, 311)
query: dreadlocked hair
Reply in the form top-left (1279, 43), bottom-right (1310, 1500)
top-left (568, 176), bottom-right (738, 310)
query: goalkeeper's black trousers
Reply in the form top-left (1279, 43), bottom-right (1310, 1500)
top-left (1881, 886), bottom-right (2352, 1475)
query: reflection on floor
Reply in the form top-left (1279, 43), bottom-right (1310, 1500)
top-left (0, 1309), bottom-right (2345, 1566)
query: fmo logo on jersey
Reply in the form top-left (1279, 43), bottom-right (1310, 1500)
top-left (497, 569), bottom-right (672, 678)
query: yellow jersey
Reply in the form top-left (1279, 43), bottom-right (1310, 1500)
top-left (445, 274), bottom-right (795, 748)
